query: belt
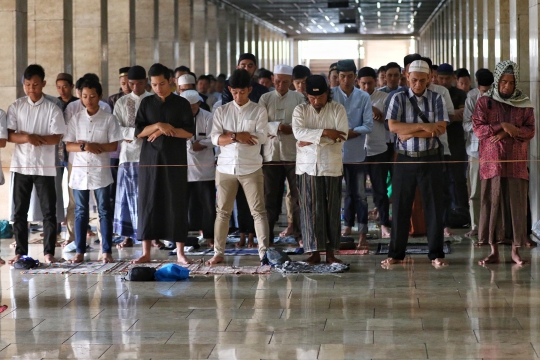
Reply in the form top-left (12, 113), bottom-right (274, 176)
top-left (396, 148), bottom-right (439, 158)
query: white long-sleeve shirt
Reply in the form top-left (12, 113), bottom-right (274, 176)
top-left (463, 87), bottom-right (481, 158)
top-left (211, 100), bottom-right (268, 175)
top-left (293, 101), bottom-right (349, 177)
top-left (259, 89), bottom-right (305, 162)
top-left (114, 91), bottom-right (152, 165)
top-left (7, 96), bottom-right (66, 176)
top-left (0, 109), bottom-right (7, 184)
top-left (187, 109), bottom-right (215, 182)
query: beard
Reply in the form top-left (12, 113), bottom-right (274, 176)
top-left (499, 92), bottom-right (513, 99)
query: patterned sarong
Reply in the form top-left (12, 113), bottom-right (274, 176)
top-left (113, 162), bottom-right (139, 238)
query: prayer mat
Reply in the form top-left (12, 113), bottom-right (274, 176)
top-left (375, 243), bottom-right (451, 255)
top-left (187, 263), bottom-right (272, 275)
top-left (273, 261), bottom-right (350, 274)
top-left (19, 261), bottom-right (117, 275)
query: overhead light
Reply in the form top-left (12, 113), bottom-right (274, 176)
top-left (378, 24), bottom-right (381, 28)
top-left (267, 12), bottom-right (273, 17)
top-left (360, 15), bottom-right (364, 20)
top-left (304, 12), bottom-right (309, 17)
top-left (325, 15), bottom-right (330, 21)
top-left (290, 16), bottom-right (296, 21)
top-left (395, 14), bottom-right (399, 20)
top-left (393, 21), bottom-right (396, 26)
top-left (398, 0), bottom-right (402, 3)
top-left (377, 11), bottom-right (381, 17)
top-left (317, 24), bottom-right (323, 29)
top-left (306, 27), bottom-right (312, 31)
top-left (410, 18), bottom-right (414, 23)
top-left (396, 7), bottom-right (400, 12)
top-left (278, 20), bottom-right (285, 24)
top-left (288, 25), bottom-right (293, 29)
top-left (355, 0), bottom-right (359, 3)
top-left (311, 19), bottom-right (317, 24)
top-left (318, 7), bottom-right (323, 13)
top-left (378, 19), bottom-right (381, 23)
top-left (311, 0), bottom-right (316, 3)
top-left (299, 22), bottom-right (304, 27)
top-left (413, 11), bottom-right (417, 16)
top-left (267, 0), bottom-right (273, 3)
top-left (252, 4), bottom-right (260, 9)
top-left (377, 2), bottom-right (381, 8)
top-left (408, 24), bottom-right (412, 28)
top-left (362, 21), bottom-right (365, 26)
top-left (330, 22), bottom-right (335, 26)
top-left (335, 27), bottom-right (339, 31)
top-left (358, 7), bottom-right (361, 13)
top-left (323, 30), bottom-right (327, 33)
top-left (417, 2), bottom-right (422, 8)
top-left (294, 3), bottom-right (301, 9)
top-left (347, 24), bottom-right (352, 28)
top-left (280, 8), bottom-right (285, 13)
top-left (296, 30), bottom-right (301, 34)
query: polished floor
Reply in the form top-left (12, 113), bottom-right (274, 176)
top-left (1, 233), bottom-right (540, 360)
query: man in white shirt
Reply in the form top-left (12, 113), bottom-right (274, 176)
top-left (292, 65), bottom-right (311, 97)
top-left (207, 69), bottom-right (269, 265)
top-left (357, 67), bottom-right (392, 239)
top-left (113, 66), bottom-right (152, 249)
top-left (0, 108), bottom-right (7, 264)
top-left (7, 64), bottom-right (66, 265)
top-left (181, 90), bottom-right (216, 248)
top-left (63, 74), bottom-right (112, 245)
top-left (259, 64), bottom-right (305, 245)
top-left (197, 75), bottom-right (218, 109)
top-left (463, 68), bottom-right (494, 242)
top-left (64, 80), bottom-right (123, 263)
top-left (293, 75), bottom-right (348, 265)
top-left (176, 73), bottom-right (211, 112)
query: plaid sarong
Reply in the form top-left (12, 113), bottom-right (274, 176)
top-left (113, 162), bottom-right (139, 238)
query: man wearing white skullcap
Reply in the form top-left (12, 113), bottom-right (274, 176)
top-left (176, 74), bottom-right (211, 112)
top-left (259, 65), bottom-right (305, 246)
top-left (180, 90), bottom-right (216, 249)
top-left (383, 59), bottom-right (450, 268)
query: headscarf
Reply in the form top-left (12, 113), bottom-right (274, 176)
top-left (483, 60), bottom-right (532, 108)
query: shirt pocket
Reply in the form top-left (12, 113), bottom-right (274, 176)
top-left (91, 129), bottom-right (108, 143)
top-left (275, 108), bottom-right (286, 123)
top-left (240, 119), bottom-right (257, 133)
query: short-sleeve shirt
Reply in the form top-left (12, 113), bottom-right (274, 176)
top-left (7, 96), bottom-right (66, 176)
top-left (0, 109), bottom-right (7, 184)
top-left (386, 88), bottom-right (449, 152)
top-left (63, 108), bottom-right (123, 190)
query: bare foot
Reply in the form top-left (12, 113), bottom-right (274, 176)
top-left (101, 253), bottom-right (115, 263)
top-left (342, 226), bottom-right (352, 236)
top-left (297, 238), bottom-right (303, 248)
top-left (279, 224), bottom-right (294, 237)
top-left (368, 208), bottom-right (379, 221)
top-left (325, 249), bottom-right (343, 264)
top-left (177, 254), bottom-right (194, 265)
top-left (62, 239), bottom-right (74, 248)
top-left (381, 258), bottom-right (402, 265)
top-left (151, 239), bottom-right (164, 248)
top-left (0, 257), bottom-right (5, 265)
top-left (478, 253), bottom-right (499, 265)
top-left (205, 255), bottom-right (224, 265)
top-left (116, 237), bottom-right (133, 249)
top-left (68, 253), bottom-right (84, 264)
top-left (8, 254), bottom-right (22, 265)
top-left (432, 258), bottom-right (449, 268)
top-left (87, 229), bottom-right (96, 237)
top-left (236, 233), bottom-right (246, 248)
top-left (465, 229), bottom-right (478, 237)
top-left (9, 241), bottom-right (16, 249)
top-left (206, 239), bottom-right (214, 248)
top-left (381, 225), bottom-right (391, 239)
top-left (526, 239), bottom-right (537, 248)
top-left (356, 234), bottom-right (369, 255)
top-left (303, 252), bottom-right (321, 265)
top-left (131, 254), bottom-right (151, 264)
top-left (511, 245), bottom-right (528, 266)
top-left (444, 227), bottom-right (454, 237)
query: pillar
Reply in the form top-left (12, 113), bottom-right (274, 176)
top-left (228, 11), bottom-right (237, 74)
top-left (73, 0), bottom-right (107, 94)
top-left (496, 0), bottom-right (510, 62)
top-left (237, 16), bottom-right (245, 55)
top-left (527, 0), bottom-right (540, 224)
top-left (177, 0), bottom-right (191, 67)
top-left (107, 0), bottom-right (131, 97)
top-left (0, 0), bottom-right (27, 109)
top-left (135, 0), bottom-right (155, 71)
top-left (206, 1), bottom-right (217, 75)
top-left (483, 0), bottom-right (495, 69)
top-left (157, 0), bottom-right (175, 69)
top-left (253, 23), bottom-right (260, 62)
top-left (28, 0), bottom-right (73, 97)
top-left (245, 19), bottom-right (253, 55)
top-left (217, 4), bottom-right (228, 75)
top-left (191, 0), bottom-right (205, 76)
top-left (457, 0), bottom-right (464, 68)
top-left (451, 0), bottom-right (458, 67)
top-left (509, 0), bottom-right (529, 88)
top-left (475, 0), bottom-right (483, 73)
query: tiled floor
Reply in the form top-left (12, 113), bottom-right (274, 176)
top-left (1, 235), bottom-right (540, 359)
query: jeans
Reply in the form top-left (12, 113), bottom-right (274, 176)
top-left (343, 163), bottom-right (368, 233)
top-left (73, 187), bottom-right (113, 254)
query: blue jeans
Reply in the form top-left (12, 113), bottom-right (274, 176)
top-left (73, 187), bottom-right (113, 254)
top-left (343, 163), bottom-right (368, 234)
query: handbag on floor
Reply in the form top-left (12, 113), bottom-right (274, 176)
top-left (123, 267), bottom-right (156, 281)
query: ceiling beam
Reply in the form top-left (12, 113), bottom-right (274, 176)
top-left (289, 33), bottom-right (418, 41)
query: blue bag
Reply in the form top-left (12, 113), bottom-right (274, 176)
top-left (0, 220), bottom-right (13, 239)
top-left (154, 263), bottom-right (190, 281)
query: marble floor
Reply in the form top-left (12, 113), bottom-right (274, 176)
top-left (1, 235), bottom-right (540, 359)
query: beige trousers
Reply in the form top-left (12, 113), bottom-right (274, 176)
top-left (214, 168), bottom-right (268, 259)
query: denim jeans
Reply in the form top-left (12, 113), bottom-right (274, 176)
top-left (343, 163), bottom-right (368, 233)
top-left (73, 187), bottom-right (113, 254)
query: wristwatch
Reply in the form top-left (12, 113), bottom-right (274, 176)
top-left (230, 132), bottom-right (237, 143)
top-left (80, 143), bottom-right (86, 152)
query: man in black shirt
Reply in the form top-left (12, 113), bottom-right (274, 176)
top-left (56, 73), bottom-right (78, 111)
top-left (221, 53), bottom-right (269, 105)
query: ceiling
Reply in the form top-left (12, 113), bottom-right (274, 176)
top-left (223, 0), bottom-right (443, 37)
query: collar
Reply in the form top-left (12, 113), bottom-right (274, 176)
top-left (274, 90), bottom-right (289, 98)
top-left (233, 100), bottom-right (251, 110)
top-left (337, 86), bottom-right (358, 98)
top-left (27, 95), bottom-right (45, 106)
top-left (408, 87), bottom-right (428, 100)
top-left (129, 91), bottom-right (150, 100)
top-left (85, 108), bottom-right (102, 119)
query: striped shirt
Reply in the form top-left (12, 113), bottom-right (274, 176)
top-left (386, 88), bottom-right (449, 152)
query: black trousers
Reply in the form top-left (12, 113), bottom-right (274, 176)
top-left (263, 162), bottom-right (300, 239)
top-left (389, 153), bottom-right (445, 260)
top-left (366, 152), bottom-right (391, 227)
top-left (446, 123), bottom-right (469, 210)
top-left (13, 173), bottom-right (57, 256)
top-left (343, 163), bottom-right (368, 233)
top-left (187, 180), bottom-right (216, 239)
top-left (109, 157), bottom-right (120, 215)
top-left (236, 186), bottom-right (255, 234)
